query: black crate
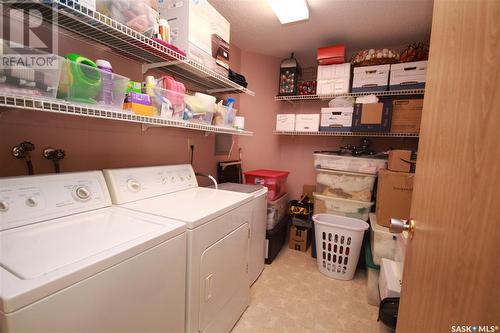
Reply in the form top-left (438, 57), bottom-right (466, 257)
top-left (265, 215), bottom-right (289, 264)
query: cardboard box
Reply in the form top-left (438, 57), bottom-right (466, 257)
top-left (391, 99), bottom-right (423, 132)
top-left (352, 64), bottom-right (390, 92)
top-left (320, 106), bottom-right (353, 131)
top-left (289, 225), bottom-right (311, 252)
top-left (352, 102), bottom-right (392, 132)
top-left (389, 61), bottom-right (427, 90)
top-left (160, 0), bottom-right (230, 75)
top-left (317, 45), bottom-right (346, 65)
top-left (388, 150), bottom-right (417, 173)
top-left (295, 114), bottom-right (320, 132)
top-left (276, 114), bottom-right (295, 131)
top-left (376, 169), bottom-right (414, 227)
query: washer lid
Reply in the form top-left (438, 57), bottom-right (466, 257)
top-left (122, 187), bottom-right (253, 229)
top-left (0, 207), bottom-right (185, 313)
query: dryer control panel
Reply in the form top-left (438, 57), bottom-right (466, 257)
top-left (0, 171), bottom-right (111, 231)
top-left (103, 164), bottom-right (198, 205)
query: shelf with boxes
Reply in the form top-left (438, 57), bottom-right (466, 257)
top-left (274, 89), bottom-right (425, 102)
top-left (0, 93), bottom-right (253, 136)
top-left (273, 130), bottom-right (419, 138)
top-left (15, 0), bottom-right (254, 96)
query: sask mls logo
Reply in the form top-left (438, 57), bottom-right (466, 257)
top-left (451, 325), bottom-right (499, 333)
top-left (0, 2), bottom-right (58, 69)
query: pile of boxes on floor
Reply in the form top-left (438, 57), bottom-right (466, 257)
top-left (276, 44), bottom-right (427, 133)
top-left (243, 170), bottom-right (291, 264)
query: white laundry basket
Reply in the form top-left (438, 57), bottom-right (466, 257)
top-left (313, 213), bottom-right (369, 280)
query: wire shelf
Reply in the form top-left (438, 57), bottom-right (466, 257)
top-left (0, 94), bottom-right (253, 136)
top-left (273, 131), bottom-right (419, 138)
top-left (14, 1), bottom-right (254, 96)
top-left (275, 89), bottom-right (425, 101)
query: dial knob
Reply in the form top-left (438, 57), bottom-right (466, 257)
top-left (127, 179), bottom-right (141, 192)
top-left (0, 201), bottom-right (9, 212)
top-left (74, 186), bottom-right (91, 201)
top-left (26, 196), bottom-right (38, 207)
top-left (161, 177), bottom-right (168, 185)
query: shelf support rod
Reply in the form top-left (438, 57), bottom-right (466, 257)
top-left (142, 60), bottom-right (186, 74)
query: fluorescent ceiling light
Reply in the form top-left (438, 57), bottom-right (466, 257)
top-left (267, 0), bottom-right (309, 24)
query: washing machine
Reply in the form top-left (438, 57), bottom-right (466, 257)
top-left (0, 171), bottom-right (187, 333)
top-left (103, 164), bottom-right (254, 333)
top-left (216, 183), bottom-right (268, 286)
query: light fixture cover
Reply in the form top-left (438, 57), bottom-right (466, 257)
top-left (267, 0), bottom-right (309, 24)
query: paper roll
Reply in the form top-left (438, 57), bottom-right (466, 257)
top-left (233, 116), bottom-right (245, 129)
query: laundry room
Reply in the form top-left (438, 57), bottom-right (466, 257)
top-left (0, 0), bottom-right (498, 332)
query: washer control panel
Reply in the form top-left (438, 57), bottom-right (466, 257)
top-left (103, 164), bottom-right (198, 204)
top-left (0, 171), bottom-right (110, 231)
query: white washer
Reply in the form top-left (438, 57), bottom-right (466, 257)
top-left (0, 171), bottom-right (187, 333)
top-left (103, 165), bottom-right (254, 333)
top-left (216, 183), bottom-right (268, 286)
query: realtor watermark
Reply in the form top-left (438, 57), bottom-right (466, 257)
top-left (0, 2), bottom-right (58, 69)
top-left (451, 325), bottom-right (499, 333)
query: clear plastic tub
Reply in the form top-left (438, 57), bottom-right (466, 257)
top-left (364, 236), bottom-right (381, 306)
top-left (0, 40), bottom-right (63, 100)
top-left (151, 87), bottom-right (185, 119)
top-left (244, 169), bottom-right (290, 201)
top-left (267, 193), bottom-right (289, 230)
top-left (96, 0), bottom-right (158, 37)
top-left (314, 153), bottom-right (387, 174)
top-left (316, 168), bottom-right (376, 202)
top-left (313, 192), bottom-right (373, 221)
top-left (369, 213), bottom-right (398, 265)
top-left (58, 58), bottom-right (129, 110)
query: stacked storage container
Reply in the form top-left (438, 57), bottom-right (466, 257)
top-left (313, 153), bottom-right (386, 221)
top-left (244, 169), bottom-right (290, 264)
top-left (316, 63), bottom-right (351, 95)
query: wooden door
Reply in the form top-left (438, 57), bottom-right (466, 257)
top-left (397, 0), bottom-right (500, 332)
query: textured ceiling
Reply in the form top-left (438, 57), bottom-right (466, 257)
top-left (209, 0), bottom-right (434, 66)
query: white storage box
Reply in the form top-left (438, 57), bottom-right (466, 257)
top-left (276, 114), bottom-right (295, 131)
top-left (313, 214), bottom-right (369, 280)
top-left (313, 193), bottom-right (373, 221)
top-left (317, 63), bottom-right (351, 81)
top-left (267, 193), bottom-right (289, 230)
top-left (317, 78), bottom-right (350, 95)
top-left (352, 64), bottom-right (390, 92)
top-left (389, 61), bottom-right (427, 90)
top-left (295, 114), bottom-right (320, 132)
top-left (379, 258), bottom-right (402, 299)
top-left (320, 107), bottom-right (353, 132)
top-left (369, 213), bottom-right (398, 265)
top-left (316, 169), bottom-right (376, 202)
top-left (313, 153), bottom-right (387, 174)
top-left (160, 0), bottom-right (230, 75)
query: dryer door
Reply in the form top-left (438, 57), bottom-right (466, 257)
top-left (248, 194), bottom-right (267, 286)
top-left (199, 223), bottom-right (249, 332)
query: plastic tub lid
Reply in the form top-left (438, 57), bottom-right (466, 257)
top-left (315, 167), bottom-right (377, 177)
top-left (313, 192), bottom-right (374, 207)
top-left (243, 169), bottom-right (290, 178)
top-left (312, 213), bottom-right (369, 231)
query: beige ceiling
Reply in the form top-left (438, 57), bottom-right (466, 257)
top-left (209, 0), bottom-right (434, 66)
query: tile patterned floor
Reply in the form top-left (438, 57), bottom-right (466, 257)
top-left (232, 246), bottom-right (380, 333)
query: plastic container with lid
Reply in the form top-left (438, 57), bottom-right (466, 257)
top-left (364, 236), bottom-right (381, 306)
top-left (314, 152), bottom-right (387, 174)
top-left (313, 192), bottom-right (373, 221)
top-left (316, 168), bottom-right (376, 202)
top-left (369, 213), bottom-right (398, 265)
top-left (244, 169), bottom-right (290, 201)
top-left (267, 193), bottom-right (289, 230)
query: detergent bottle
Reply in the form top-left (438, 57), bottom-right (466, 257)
top-left (96, 60), bottom-right (113, 105)
top-left (224, 97), bottom-right (236, 126)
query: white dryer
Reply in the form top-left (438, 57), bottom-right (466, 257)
top-left (0, 171), bottom-right (187, 333)
top-left (216, 183), bottom-right (268, 286)
top-left (103, 165), bottom-right (254, 333)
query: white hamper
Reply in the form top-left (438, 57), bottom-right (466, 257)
top-left (313, 214), bottom-right (369, 280)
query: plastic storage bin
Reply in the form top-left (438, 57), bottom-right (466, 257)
top-left (313, 214), bottom-right (369, 280)
top-left (314, 153), bottom-right (387, 175)
top-left (364, 236), bottom-right (381, 306)
top-left (58, 58), bottom-right (129, 110)
top-left (0, 40), bottom-right (63, 100)
top-left (316, 168), bottom-right (376, 202)
top-left (267, 192), bottom-right (289, 230)
top-left (150, 87), bottom-right (185, 119)
top-left (313, 192), bottom-right (373, 221)
top-left (369, 213), bottom-right (398, 265)
top-left (265, 215), bottom-right (289, 264)
top-left (96, 0), bottom-right (158, 37)
top-left (244, 169), bottom-right (290, 201)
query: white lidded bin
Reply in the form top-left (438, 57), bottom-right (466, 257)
top-left (316, 168), bottom-right (376, 202)
top-left (314, 153), bottom-right (387, 175)
top-left (313, 192), bottom-right (373, 221)
top-left (313, 214), bottom-right (369, 280)
top-left (369, 213), bottom-right (398, 265)
top-left (266, 193), bottom-right (289, 230)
